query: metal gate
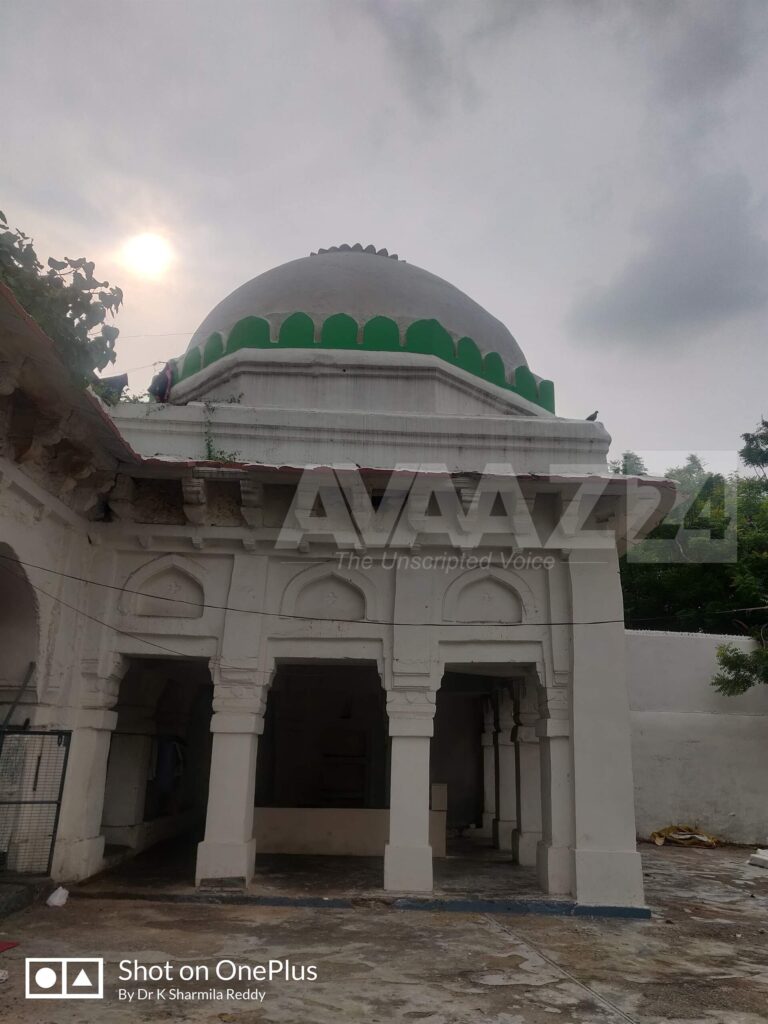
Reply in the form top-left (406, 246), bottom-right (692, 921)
top-left (0, 729), bottom-right (71, 876)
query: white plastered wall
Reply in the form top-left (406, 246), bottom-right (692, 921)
top-left (626, 630), bottom-right (768, 844)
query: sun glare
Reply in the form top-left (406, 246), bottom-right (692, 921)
top-left (120, 232), bottom-right (173, 279)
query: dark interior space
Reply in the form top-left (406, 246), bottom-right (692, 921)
top-left (255, 663), bottom-right (388, 809)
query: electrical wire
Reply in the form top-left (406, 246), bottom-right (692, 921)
top-left (0, 552), bottom-right (763, 631)
top-left (0, 560), bottom-right (194, 659)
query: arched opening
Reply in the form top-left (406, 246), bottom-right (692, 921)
top-left (0, 543), bottom-right (38, 701)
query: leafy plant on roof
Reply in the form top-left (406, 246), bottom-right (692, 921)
top-left (0, 210), bottom-right (123, 391)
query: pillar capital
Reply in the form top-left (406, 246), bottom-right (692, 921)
top-left (511, 723), bottom-right (538, 744)
top-left (386, 686), bottom-right (436, 737)
top-left (209, 657), bottom-right (266, 688)
top-left (80, 653), bottom-right (127, 711)
top-left (536, 687), bottom-right (570, 737)
top-left (210, 657), bottom-right (269, 730)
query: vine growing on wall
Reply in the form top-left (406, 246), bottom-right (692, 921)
top-left (203, 401), bottom-right (241, 463)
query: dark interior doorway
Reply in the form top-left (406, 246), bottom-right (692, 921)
top-left (255, 663), bottom-right (388, 809)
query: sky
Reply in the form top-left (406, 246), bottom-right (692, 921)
top-left (2, 0), bottom-right (767, 476)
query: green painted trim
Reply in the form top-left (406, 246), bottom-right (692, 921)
top-left (321, 313), bottom-right (358, 349)
top-left (279, 312), bottom-right (315, 347)
top-left (363, 315), bottom-right (400, 350)
top-left (456, 336), bottom-right (483, 377)
top-left (226, 315), bottom-right (271, 352)
top-left (176, 312), bottom-right (555, 411)
top-left (203, 332), bottom-right (224, 368)
top-left (180, 347), bottom-right (201, 380)
top-left (483, 351), bottom-right (506, 388)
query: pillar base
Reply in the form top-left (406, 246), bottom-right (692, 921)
top-left (493, 818), bottom-right (515, 851)
top-left (51, 835), bottom-right (105, 882)
top-left (196, 838), bottom-right (256, 888)
top-left (477, 812), bottom-right (495, 839)
top-left (574, 848), bottom-right (645, 907)
top-left (383, 843), bottom-right (433, 892)
top-left (536, 842), bottom-right (573, 895)
top-left (102, 824), bottom-right (142, 849)
top-left (513, 829), bottom-right (542, 867)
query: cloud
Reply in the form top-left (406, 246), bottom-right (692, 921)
top-left (568, 173), bottom-right (768, 343)
top-left (360, 0), bottom-right (478, 115)
top-left (638, 0), bottom-right (765, 106)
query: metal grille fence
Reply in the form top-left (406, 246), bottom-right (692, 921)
top-left (0, 729), bottom-right (70, 876)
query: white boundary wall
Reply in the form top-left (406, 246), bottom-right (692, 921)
top-left (626, 630), bottom-right (768, 844)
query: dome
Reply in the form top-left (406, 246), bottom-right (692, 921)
top-left (187, 246), bottom-right (527, 368)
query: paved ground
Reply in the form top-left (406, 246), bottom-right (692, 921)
top-left (0, 845), bottom-right (766, 1023)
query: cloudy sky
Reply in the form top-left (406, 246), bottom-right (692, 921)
top-left (2, 0), bottom-right (767, 473)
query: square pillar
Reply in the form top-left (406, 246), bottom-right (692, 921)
top-left (101, 733), bottom-right (153, 847)
top-left (512, 684), bottom-right (542, 866)
top-left (569, 548), bottom-right (645, 907)
top-left (383, 684), bottom-right (436, 893)
top-left (493, 689), bottom-right (516, 851)
top-left (45, 655), bottom-right (125, 881)
top-left (195, 661), bottom-right (267, 888)
top-left (536, 687), bottom-right (574, 895)
top-left (477, 698), bottom-right (496, 838)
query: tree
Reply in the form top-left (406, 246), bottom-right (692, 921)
top-left (0, 211), bottom-right (123, 387)
top-left (609, 450), bottom-right (648, 475)
top-left (711, 420), bottom-right (768, 694)
top-left (713, 636), bottom-right (768, 695)
top-left (738, 418), bottom-right (768, 480)
top-left (620, 447), bottom-right (767, 636)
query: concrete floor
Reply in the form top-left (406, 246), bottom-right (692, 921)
top-left (0, 845), bottom-right (767, 1023)
top-left (79, 834), bottom-right (562, 905)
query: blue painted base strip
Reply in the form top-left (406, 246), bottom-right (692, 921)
top-left (71, 889), bottom-right (651, 919)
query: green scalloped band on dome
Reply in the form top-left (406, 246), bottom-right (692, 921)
top-left (171, 313), bottom-right (556, 412)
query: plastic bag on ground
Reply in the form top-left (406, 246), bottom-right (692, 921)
top-left (46, 886), bottom-right (69, 907)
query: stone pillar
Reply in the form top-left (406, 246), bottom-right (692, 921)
top-left (477, 698), bottom-right (496, 839)
top-left (46, 654), bottom-right (125, 881)
top-left (512, 683), bottom-right (542, 866)
top-left (493, 689), bottom-right (516, 851)
top-left (101, 685), bottom-right (159, 848)
top-left (536, 685), bottom-right (574, 895)
top-left (195, 660), bottom-right (267, 887)
top-left (569, 547), bottom-right (645, 907)
top-left (101, 732), bottom-right (153, 847)
top-left (384, 684), bottom-right (436, 892)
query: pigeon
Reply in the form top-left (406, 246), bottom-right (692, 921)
top-left (586, 410), bottom-right (599, 421)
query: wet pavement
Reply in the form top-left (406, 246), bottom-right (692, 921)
top-left (0, 844), bottom-right (766, 1023)
top-left (76, 834), bottom-right (564, 907)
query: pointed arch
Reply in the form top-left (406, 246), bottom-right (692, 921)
top-left (442, 567), bottom-right (536, 624)
top-left (280, 563), bottom-right (377, 622)
top-left (119, 554), bottom-right (207, 619)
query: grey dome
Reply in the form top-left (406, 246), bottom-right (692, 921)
top-left (187, 248), bottom-right (527, 368)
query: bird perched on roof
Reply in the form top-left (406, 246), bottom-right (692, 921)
top-left (586, 410), bottom-right (598, 421)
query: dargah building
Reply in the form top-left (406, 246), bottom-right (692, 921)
top-left (0, 243), bottom-right (693, 913)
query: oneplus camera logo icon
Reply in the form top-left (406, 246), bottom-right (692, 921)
top-left (25, 957), bottom-right (104, 999)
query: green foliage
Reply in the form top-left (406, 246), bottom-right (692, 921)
top-left (738, 418), bottom-right (768, 479)
top-left (609, 450), bottom-right (648, 475)
top-left (713, 639), bottom-right (768, 695)
top-left (622, 472), bottom-right (765, 633)
top-left (0, 211), bottom-right (123, 384)
top-left (616, 427), bottom-right (768, 695)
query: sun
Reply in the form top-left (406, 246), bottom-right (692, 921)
top-left (120, 232), bottom-right (174, 279)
